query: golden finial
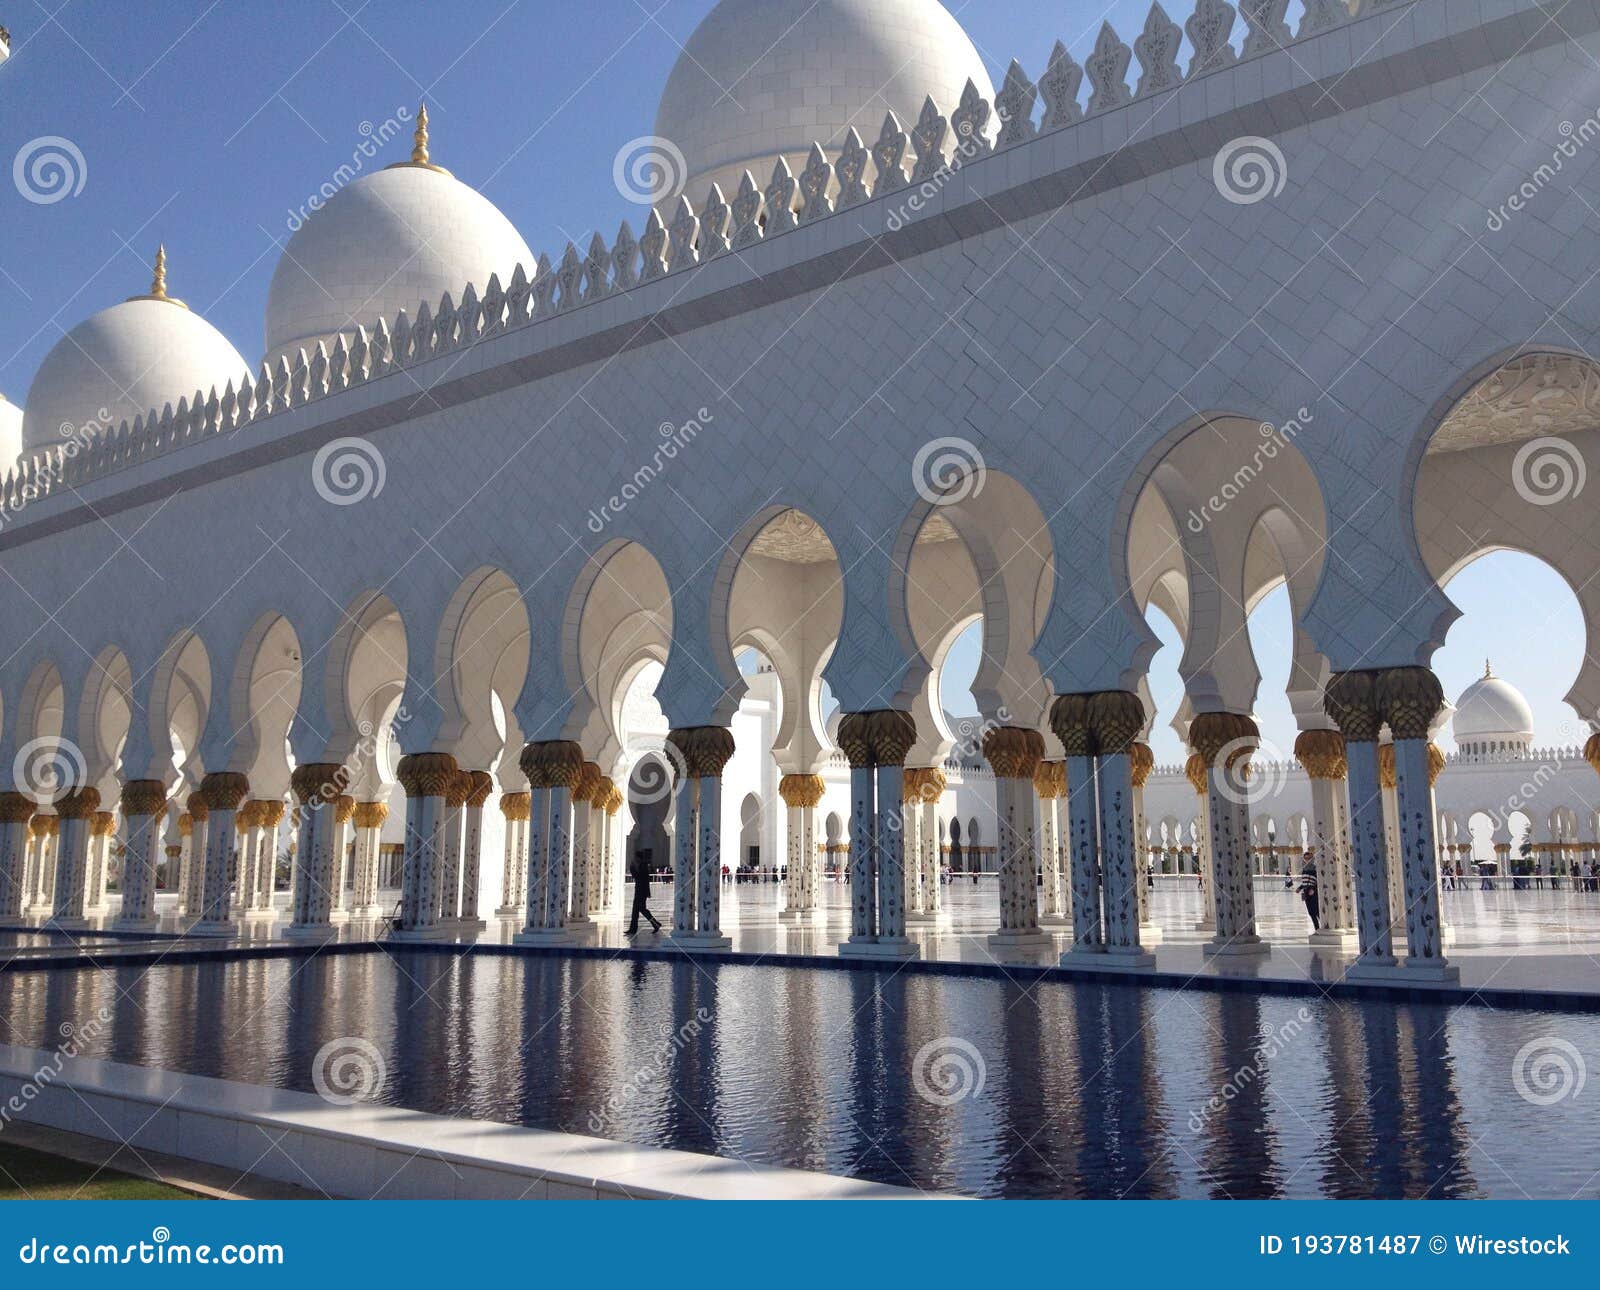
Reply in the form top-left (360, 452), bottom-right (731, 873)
top-left (1485, 658), bottom-right (1493, 679)
top-left (128, 244), bottom-right (187, 309)
top-left (387, 103), bottom-right (450, 176)
top-left (412, 103), bottom-right (430, 165)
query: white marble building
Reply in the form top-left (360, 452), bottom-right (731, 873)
top-left (1, 1), bottom-right (1599, 987)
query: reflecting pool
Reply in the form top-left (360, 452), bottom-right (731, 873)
top-left (1, 951), bottom-right (1594, 1198)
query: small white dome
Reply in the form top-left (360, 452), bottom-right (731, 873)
top-left (654, 0), bottom-right (995, 208)
top-left (264, 122), bottom-right (533, 369)
top-left (0, 394), bottom-right (23, 474)
top-left (1452, 663), bottom-right (1535, 747)
top-left (22, 269), bottom-right (250, 464)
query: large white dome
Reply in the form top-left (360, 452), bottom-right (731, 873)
top-left (0, 394), bottom-right (22, 475)
top-left (654, 0), bottom-right (995, 208)
top-left (1452, 664), bottom-right (1535, 747)
top-left (264, 121), bottom-right (533, 369)
top-left (22, 266), bottom-right (250, 464)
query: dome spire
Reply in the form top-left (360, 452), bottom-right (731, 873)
top-left (387, 102), bottom-right (451, 176)
top-left (1485, 658), bottom-right (1493, 679)
top-left (128, 244), bottom-right (188, 310)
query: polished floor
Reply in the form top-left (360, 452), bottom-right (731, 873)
top-left (8, 876), bottom-right (1600, 998)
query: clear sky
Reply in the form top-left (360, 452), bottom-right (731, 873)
top-left (2, 2), bottom-right (1586, 750)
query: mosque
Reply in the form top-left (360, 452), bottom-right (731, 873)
top-left (2, 0), bottom-right (1599, 989)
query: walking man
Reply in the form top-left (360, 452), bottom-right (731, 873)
top-left (627, 850), bottom-right (662, 934)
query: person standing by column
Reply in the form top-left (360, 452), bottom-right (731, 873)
top-left (626, 847), bottom-right (662, 934)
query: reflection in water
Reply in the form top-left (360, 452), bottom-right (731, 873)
top-left (0, 952), bottom-right (1594, 1199)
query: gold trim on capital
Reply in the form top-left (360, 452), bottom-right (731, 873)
top-left (1378, 743), bottom-right (1397, 790)
top-left (779, 773), bottom-right (826, 809)
top-left (1184, 753), bottom-right (1207, 796)
top-left (1294, 729), bottom-right (1347, 781)
top-left (1584, 732), bottom-right (1600, 777)
top-left (903, 767), bottom-right (947, 804)
top-left (353, 800), bottom-right (390, 829)
top-left (1129, 742), bottom-right (1155, 789)
top-left (667, 727), bottom-right (737, 779)
top-left (465, 771), bottom-right (495, 809)
top-left (497, 792), bottom-right (530, 822)
top-left (1427, 742), bottom-right (1446, 787)
top-left (982, 726), bottom-right (1045, 780)
top-left (0, 791), bottom-right (37, 825)
top-left (395, 752), bottom-right (459, 798)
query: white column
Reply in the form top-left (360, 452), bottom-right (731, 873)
top-left (350, 800), bottom-right (388, 917)
top-left (846, 761), bottom-right (876, 944)
top-left (328, 797), bottom-right (354, 923)
top-left (459, 775), bottom-right (488, 926)
top-left (875, 762), bottom-right (910, 945)
top-left (1341, 737), bottom-right (1398, 968)
top-left (49, 789), bottom-right (99, 927)
top-left (395, 754), bottom-right (455, 939)
top-left (1063, 753), bottom-right (1103, 955)
top-left (195, 775), bottom-right (246, 933)
top-left (671, 773), bottom-right (697, 936)
top-left (495, 793), bottom-right (529, 917)
top-left (985, 729), bottom-right (1046, 949)
top-left (1097, 748), bottom-right (1155, 964)
top-left (1192, 714), bottom-right (1267, 957)
top-left (919, 786), bottom-right (942, 918)
top-left (1393, 736), bottom-right (1455, 978)
top-left (567, 780), bottom-right (593, 926)
top-left (115, 784), bottom-right (166, 929)
top-left (437, 781), bottom-right (465, 923)
top-left (85, 813), bottom-right (113, 915)
top-left (0, 796), bottom-right (34, 919)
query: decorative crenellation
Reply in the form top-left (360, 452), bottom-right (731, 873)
top-left (0, 1), bottom-right (1376, 515)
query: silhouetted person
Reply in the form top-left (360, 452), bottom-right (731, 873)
top-left (627, 851), bottom-right (661, 934)
top-left (1297, 858), bottom-right (1320, 931)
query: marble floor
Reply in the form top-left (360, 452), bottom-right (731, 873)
top-left (7, 877), bottom-right (1600, 1000)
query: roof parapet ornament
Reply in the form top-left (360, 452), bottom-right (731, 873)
top-left (387, 102), bottom-right (451, 176)
top-left (128, 244), bottom-right (188, 310)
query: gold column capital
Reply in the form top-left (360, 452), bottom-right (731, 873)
top-left (353, 800), bottom-right (390, 829)
top-left (1294, 729), bottom-right (1347, 780)
top-left (1375, 666), bottom-right (1444, 740)
top-left (982, 726), bottom-right (1045, 779)
top-left (667, 727), bottom-right (737, 778)
top-left (54, 786), bottom-right (101, 820)
top-left (497, 792), bottom-right (530, 822)
top-left (0, 791), bottom-right (37, 824)
top-left (199, 771), bottom-right (249, 812)
top-left (1129, 742), bottom-right (1154, 788)
top-left (120, 780), bottom-right (168, 817)
top-left (465, 770), bottom-right (495, 808)
top-left (395, 752), bottom-right (459, 798)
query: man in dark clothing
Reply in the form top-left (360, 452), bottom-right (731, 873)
top-left (1297, 857), bottom-right (1320, 932)
top-left (627, 851), bottom-right (662, 934)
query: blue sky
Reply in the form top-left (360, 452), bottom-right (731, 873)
top-left (2, 2), bottom-right (1586, 751)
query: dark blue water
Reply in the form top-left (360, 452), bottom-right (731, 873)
top-left (1, 952), bottom-right (1594, 1198)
